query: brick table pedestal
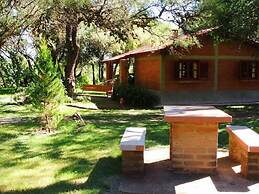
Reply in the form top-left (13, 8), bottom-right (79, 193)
top-left (164, 106), bottom-right (232, 173)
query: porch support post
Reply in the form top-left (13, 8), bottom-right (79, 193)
top-left (106, 62), bottom-right (113, 81)
top-left (160, 53), bottom-right (166, 92)
top-left (213, 43), bottom-right (219, 91)
top-left (119, 59), bottom-right (129, 84)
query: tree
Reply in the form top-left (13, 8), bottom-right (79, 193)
top-left (183, 0), bottom-right (259, 42)
top-left (78, 25), bottom-right (127, 85)
top-left (31, 0), bottom-right (157, 97)
top-left (0, 0), bottom-right (39, 48)
top-left (27, 39), bottom-right (66, 131)
top-left (0, 51), bottom-right (31, 88)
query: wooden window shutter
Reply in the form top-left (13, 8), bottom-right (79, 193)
top-left (239, 61), bottom-right (258, 80)
top-left (256, 63), bottom-right (258, 79)
top-left (240, 63), bottom-right (247, 79)
top-left (199, 62), bottom-right (209, 79)
top-left (175, 62), bottom-right (180, 80)
top-left (252, 62), bottom-right (258, 79)
top-left (239, 63), bottom-right (243, 79)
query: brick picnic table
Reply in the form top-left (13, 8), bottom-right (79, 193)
top-left (164, 106), bottom-right (232, 173)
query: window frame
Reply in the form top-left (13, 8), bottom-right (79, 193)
top-left (239, 61), bottom-right (258, 80)
top-left (175, 60), bottom-right (208, 81)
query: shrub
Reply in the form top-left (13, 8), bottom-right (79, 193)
top-left (76, 74), bottom-right (91, 88)
top-left (112, 84), bottom-right (159, 108)
top-left (27, 39), bottom-right (66, 131)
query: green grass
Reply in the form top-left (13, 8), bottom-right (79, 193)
top-left (217, 105), bottom-right (259, 148)
top-left (1, 89), bottom-right (259, 193)
top-left (0, 92), bottom-right (169, 193)
top-left (0, 88), bottom-right (16, 95)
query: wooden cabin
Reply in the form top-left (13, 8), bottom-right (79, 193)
top-left (102, 30), bottom-right (259, 104)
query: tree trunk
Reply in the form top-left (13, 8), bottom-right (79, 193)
top-left (92, 63), bottom-right (95, 85)
top-left (98, 62), bottom-right (101, 82)
top-left (100, 63), bottom-right (104, 81)
top-left (98, 62), bottom-right (104, 82)
top-left (113, 64), bottom-right (118, 77)
top-left (65, 23), bottom-right (80, 97)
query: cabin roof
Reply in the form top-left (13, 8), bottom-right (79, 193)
top-left (102, 45), bottom-right (165, 63)
top-left (102, 28), bottom-right (214, 63)
top-left (102, 28), bottom-right (259, 63)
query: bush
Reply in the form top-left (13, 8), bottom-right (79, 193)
top-left (76, 74), bottom-right (91, 88)
top-left (0, 52), bottom-right (32, 88)
top-left (112, 84), bottom-right (159, 108)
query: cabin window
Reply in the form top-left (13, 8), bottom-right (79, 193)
top-left (176, 61), bottom-right (208, 80)
top-left (240, 62), bottom-right (257, 80)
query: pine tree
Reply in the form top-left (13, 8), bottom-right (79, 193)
top-left (27, 39), bottom-right (66, 131)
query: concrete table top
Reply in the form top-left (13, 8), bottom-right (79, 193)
top-left (164, 105), bottom-right (232, 123)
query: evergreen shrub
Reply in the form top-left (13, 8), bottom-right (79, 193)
top-left (27, 39), bottom-right (66, 130)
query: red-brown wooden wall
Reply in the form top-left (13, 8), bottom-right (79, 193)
top-left (134, 37), bottom-right (259, 92)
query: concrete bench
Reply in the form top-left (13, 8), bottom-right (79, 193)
top-left (226, 125), bottom-right (259, 178)
top-left (120, 127), bottom-right (146, 175)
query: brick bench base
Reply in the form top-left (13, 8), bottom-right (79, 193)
top-left (227, 125), bottom-right (259, 179)
top-left (120, 127), bottom-right (146, 175)
top-left (229, 131), bottom-right (259, 178)
top-left (122, 151), bottom-right (144, 175)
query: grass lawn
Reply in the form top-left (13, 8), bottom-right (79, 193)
top-left (0, 89), bottom-right (259, 193)
top-left (0, 92), bottom-right (168, 193)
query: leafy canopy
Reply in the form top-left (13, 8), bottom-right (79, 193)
top-left (185, 0), bottom-right (259, 42)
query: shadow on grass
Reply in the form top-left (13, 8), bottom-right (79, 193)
top-left (80, 110), bottom-right (169, 147)
top-left (218, 105), bottom-right (259, 119)
top-left (0, 104), bottom-right (37, 117)
top-left (58, 158), bottom-right (93, 178)
top-left (90, 96), bottom-right (120, 109)
top-left (0, 119), bottom-right (39, 143)
top-left (0, 132), bottom-right (18, 143)
top-left (85, 156), bottom-right (121, 191)
top-left (1, 156), bottom-right (121, 194)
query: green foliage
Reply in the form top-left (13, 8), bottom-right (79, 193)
top-left (27, 39), bottom-right (66, 130)
top-left (132, 21), bottom-right (174, 48)
top-left (76, 74), bottom-right (91, 87)
top-left (0, 53), bottom-right (31, 88)
top-left (188, 0), bottom-right (259, 42)
top-left (112, 84), bottom-right (159, 108)
top-left (0, 0), bottom-right (37, 47)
